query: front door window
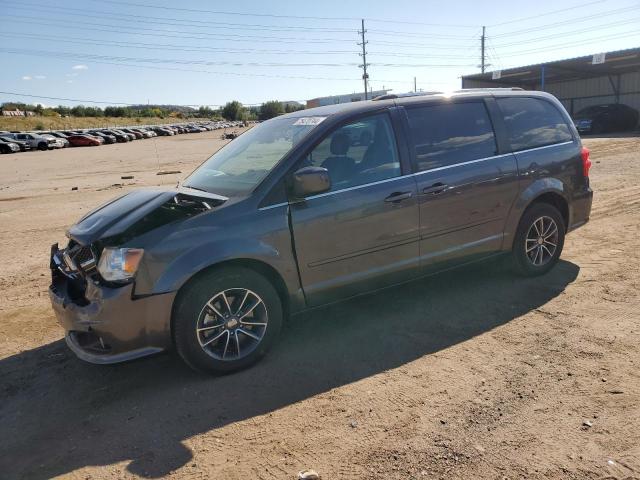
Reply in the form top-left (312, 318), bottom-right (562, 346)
top-left (305, 113), bottom-right (401, 192)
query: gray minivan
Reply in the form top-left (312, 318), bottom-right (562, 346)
top-left (49, 89), bottom-right (593, 373)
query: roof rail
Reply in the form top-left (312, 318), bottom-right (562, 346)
top-left (454, 87), bottom-right (524, 92)
top-left (372, 91), bottom-right (442, 101)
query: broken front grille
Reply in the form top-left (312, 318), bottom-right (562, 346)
top-left (65, 243), bottom-right (96, 272)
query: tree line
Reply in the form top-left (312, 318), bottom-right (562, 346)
top-left (1, 100), bottom-right (305, 121)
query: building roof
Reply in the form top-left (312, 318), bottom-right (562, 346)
top-left (462, 47), bottom-right (640, 87)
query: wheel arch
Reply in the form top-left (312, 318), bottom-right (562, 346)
top-left (169, 258), bottom-right (291, 345)
top-left (504, 179), bottom-right (571, 250)
top-left (525, 191), bottom-right (569, 230)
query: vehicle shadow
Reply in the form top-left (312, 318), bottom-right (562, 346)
top-left (0, 259), bottom-right (579, 479)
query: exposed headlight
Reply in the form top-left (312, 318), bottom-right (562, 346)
top-left (97, 247), bottom-right (144, 282)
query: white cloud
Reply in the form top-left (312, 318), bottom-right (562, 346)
top-left (65, 73), bottom-right (78, 77)
top-left (22, 75), bottom-right (32, 80)
top-left (34, 75), bottom-right (46, 80)
top-left (72, 64), bottom-right (88, 70)
top-left (66, 80), bottom-right (73, 84)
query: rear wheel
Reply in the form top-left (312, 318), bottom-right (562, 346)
top-left (511, 203), bottom-right (565, 276)
top-left (173, 267), bottom-right (283, 374)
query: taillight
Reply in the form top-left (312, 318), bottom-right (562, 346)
top-left (581, 146), bottom-right (591, 177)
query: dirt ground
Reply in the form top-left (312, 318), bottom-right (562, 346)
top-left (0, 132), bottom-right (638, 480)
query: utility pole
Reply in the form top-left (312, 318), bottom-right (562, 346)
top-left (414, 77), bottom-right (417, 92)
top-left (481, 25), bottom-right (486, 73)
top-left (358, 19), bottom-right (369, 100)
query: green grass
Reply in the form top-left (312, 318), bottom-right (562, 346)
top-left (0, 116), bottom-right (215, 132)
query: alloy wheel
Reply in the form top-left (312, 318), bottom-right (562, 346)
top-left (525, 216), bottom-right (559, 267)
top-left (196, 288), bottom-right (268, 361)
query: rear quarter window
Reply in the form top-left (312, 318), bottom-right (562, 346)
top-left (405, 102), bottom-right (497, 172)
top-left (497, 97), bottom-right (573, 152)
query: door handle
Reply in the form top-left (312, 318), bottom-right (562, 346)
top-left (384, 191), bottom-right (413, 203)
top-left (422, 182), bottom-right (448, 195)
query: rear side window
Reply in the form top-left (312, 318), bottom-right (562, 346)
top-left (497, 97), bottom-right (573, 152)
top-left (405, 102), bottom-right (497, 172)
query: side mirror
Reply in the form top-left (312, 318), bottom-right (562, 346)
top-left (291, 166), bottom-right (331, 198)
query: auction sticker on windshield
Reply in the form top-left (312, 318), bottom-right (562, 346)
top-left (293, 117), bottom-right (326, 126)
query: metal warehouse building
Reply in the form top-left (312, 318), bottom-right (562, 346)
top-left (461, 47), bottom-right (640, 118)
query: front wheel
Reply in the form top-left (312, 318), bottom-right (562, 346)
top-left (511, 203), bottom-right (565, 276)
top-left (173, 267), bottom-right (283, 374)
top-left (38, 142), bottom-right (48, 151)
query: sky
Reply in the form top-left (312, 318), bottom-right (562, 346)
top-left (1, 0), bottom-right (639, 108)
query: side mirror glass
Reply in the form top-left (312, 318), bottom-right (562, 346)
top-left (291, 166), bottom-right (331, 198)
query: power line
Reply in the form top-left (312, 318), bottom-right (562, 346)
top-left (0, 31), bottom-right (480, 59)
top-left (0, 48), bottom-right (411, 83)
top-left (364, 29), bottom-right (477, 40)
top-left (88, 0), bottom-right (478, 28)
top-left (0, 90), bottom-right (274, 107)
top-left (494, 29), bottom-right (640, 60)
top-left (3, 2), bottom-right (357, 35)
top-left (0, 32), bottom-right (357, 56)
top-left (4, 15), bottom-right (353, 44)
top-left (0, 47), bottom-right (358, 67)
top-left (491, 4), bottom-right (640, 37)
top-left (0, 19), bottom-right (481, 54)
top-left (491, 16), bottom-right (640, 48)
top-left (0, 91), bottom-right (143, 106)
top-left (4, 18), bottom-right (347, 46)
top-left (3, 0), bottom-right (357, 32)
top-left (0, 47), bottom-right (474, 70)
top-left (489, 0), bottom-right (606, 27)
top-left (90, 0), bottom-right (358, 21)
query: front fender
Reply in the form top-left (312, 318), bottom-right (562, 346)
top-left (151, 237), bottom-right (287, 294)
top-left (502, 178), bottom-right (569, 250)
top-left (131, 204), bottom-right (302, 308)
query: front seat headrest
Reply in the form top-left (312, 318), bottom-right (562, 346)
top-left (330, 133), bottom-right (350, 156)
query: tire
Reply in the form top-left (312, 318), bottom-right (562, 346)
top-left (511, 203), bottom-right (565, 277)
top-left (173, 266), bottom-right (283, 374)
top-left (37, 142), bottom-right (48, 151)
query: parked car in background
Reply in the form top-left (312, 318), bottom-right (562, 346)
top-left (66, 134), bottom-right (102, 147)
top-left (49, 89), bottom-right (592, 373)
top-left (40, 134), bottom-right (67, 149)
top-left (99, 129), bottom-right (130, 143)
top-left (114, 129), bottom-right (136, 141)
top-left (86, 133), bottom-right (105, 145)
top-left (151, 126), bottom-right (174, 136)
top-left (88, 131), bottom-right (117, 144)
top-left (121, 128), bottom-right (144, 139)
top-left (8, 133), bottom-right (57, 150)
top-left (46, 132), bottom-right (71, 147)
top-left (133, 128), bottom-right (155, 138)
top-left (573, 103), bottom-right (639, 134)
top-left (0, 139), bottom-right (20, 154)
top-left (0, 135), bottom-right (31, 151)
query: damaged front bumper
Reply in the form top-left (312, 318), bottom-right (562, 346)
top-left (49, 243), bottom-right (176, 364)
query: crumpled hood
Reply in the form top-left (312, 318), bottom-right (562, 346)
top-left (68, 187), bottom-right (227, 245)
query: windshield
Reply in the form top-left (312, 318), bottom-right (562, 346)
top-left (183, 116), bottom-right (324, 196)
